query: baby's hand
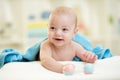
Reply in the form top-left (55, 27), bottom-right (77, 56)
top-left (83, 51), bottom-right (97, 63)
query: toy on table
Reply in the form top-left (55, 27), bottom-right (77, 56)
top-left (84, 63), bottom-right (94, 74)
top-left (63, 63), bottom-right (75, 75)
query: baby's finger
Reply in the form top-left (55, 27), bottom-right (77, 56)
top-left (93, 55), bottom-right (98, 60)
top-left (85, 54), bottom-right (93, 62)
top-left (90, 55), bottom-right (98, 63)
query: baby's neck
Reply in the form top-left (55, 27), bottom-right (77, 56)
top-left (54, 42), bottom-right (72, 51)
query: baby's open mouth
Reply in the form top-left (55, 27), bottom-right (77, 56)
top-left (54, 38), bottom-right (63, 41)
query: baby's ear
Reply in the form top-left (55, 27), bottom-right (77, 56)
top-left (74, 27), bottom-right (79, 34)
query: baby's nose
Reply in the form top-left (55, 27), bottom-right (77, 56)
top-left (55, 30), bottom-right (62, 36)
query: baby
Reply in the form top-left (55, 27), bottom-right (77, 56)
top-left (40, 6), bottom-right (97, 73)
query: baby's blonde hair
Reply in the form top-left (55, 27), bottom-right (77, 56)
top-left (49, 6), bottom-right (77, 28)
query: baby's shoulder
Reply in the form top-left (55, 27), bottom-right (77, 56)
top-left (72, 41), bottom-right (84, 51)
top-left (70, 42), bottom-right (84, 56)
top-left (41, 40), bottom-right (51, 48)
top-left (72, 41), bottom-right (82, 47)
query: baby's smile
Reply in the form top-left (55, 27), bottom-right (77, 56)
top-left (54, 38), bottom-right (64, 41)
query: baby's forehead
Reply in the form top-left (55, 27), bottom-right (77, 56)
top-left (51, 7), bottom-right (76, 17)
top-left (49, 7), bottom-right (77, 27)
top-left (50, 10), bottom-right (76, 23)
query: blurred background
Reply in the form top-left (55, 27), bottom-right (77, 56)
top-left (0, 0), bottom-right (120, 55)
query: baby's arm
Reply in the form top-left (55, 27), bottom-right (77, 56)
top-left (40, 42), bottom-right (63, 73)
top-left (81, 51), bottom-right (97, 63)
top-left (75, 43), bottom-right (97, 63)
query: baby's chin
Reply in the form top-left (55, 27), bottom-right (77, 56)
top-left (52, 42), bottom-right (66, 47)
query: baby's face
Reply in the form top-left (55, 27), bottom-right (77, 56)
top-left (48, 14), bottom-right (77, 47)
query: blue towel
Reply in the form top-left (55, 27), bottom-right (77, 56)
top-left (92, 45), bottom-right (112, 59)
top-left (0, 33), bottom-right (112, 68)
top-left (0, 48), bottom-right (23, 68)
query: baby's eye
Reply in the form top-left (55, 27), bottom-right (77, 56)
top-left (62, 28), bottom-right (68, 32)
top-left (50, 27), bottom-right (55, 30)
